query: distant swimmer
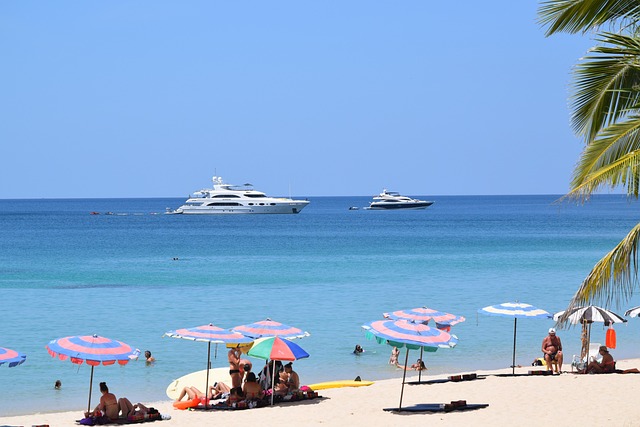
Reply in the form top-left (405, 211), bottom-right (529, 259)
top-left (353, 344), bottom-right (364, 355)
top-left (54, 379), bottom-right (62, 389)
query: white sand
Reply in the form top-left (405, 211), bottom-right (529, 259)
top-left (3, 359), bottom-right (640, 427)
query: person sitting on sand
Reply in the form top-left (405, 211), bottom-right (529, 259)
top-left (228, 346), bottom-right (243, 389)
top-left (583, 346), bottom-right (616, 374)
top-left (225, 387), bottom-right (244, 406)
top-left (85, 382), bottom-right (133, 421)
top-left (242, 372), bottom-right (264, 400)
top-left (541, 328), bottom-right (563, 374)
top-left (283, 362), bottom-right (300, 392)
top-left (579, 346), bottom-right (640, 374)
top-left (240, 358), bottom-right (252, 381)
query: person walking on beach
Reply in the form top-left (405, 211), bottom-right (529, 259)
top-left (542, 328), bottom-right (563, 374)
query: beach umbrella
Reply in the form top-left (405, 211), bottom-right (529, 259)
top-left (232, 318), bottom-right (310, 340)
top-left (362, 319), bottom-right (457, 409)
top-left (384, 306), bottom-right (465, 381)
top-left (625, 306), bottom-right (640, 318)
top-left (46, 334), bottom-right (135, 413)
top-left (384, 307), bottom-right (466, 329)
top-left (0, 347), bottom-right (26, 367)
top-left (247, 336), bottom-right (309, 405)
top-left (553, 306), bottom-right (627, 359)
top-left (478, 302), bottom-right (550, 375)
top-left (164, 323), bottom-right (253, 407)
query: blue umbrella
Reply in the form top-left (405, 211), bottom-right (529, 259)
top-left (479, 302), bottom-right (550, 375)
top-left (0, 347), bottom-right (26, 367)
top-left (362, 319), bottom-right (457, 409)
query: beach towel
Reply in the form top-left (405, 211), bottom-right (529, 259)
top-left (383, 402), bottom-right (489, 413)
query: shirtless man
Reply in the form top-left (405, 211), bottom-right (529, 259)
top-left (541, 328), bottom-right (563, 373)
top-left (228, 346), bottom-right (243, 389)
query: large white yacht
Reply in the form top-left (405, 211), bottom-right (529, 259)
top-left (167, 176), bottom-right (309, 214)
top-left (367, 189), bottom-right (434, 210)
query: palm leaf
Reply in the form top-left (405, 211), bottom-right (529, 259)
top-left (538, 0), bottom-right (640, 36)
top-left (556, 222), bottom-right (640, 328)
top-left (566, 116), bottom-right (640, 199)
top-left (571, 33), bottom-right (640, 141)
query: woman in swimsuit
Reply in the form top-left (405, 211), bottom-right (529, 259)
top-left (242, 372), bottom-right (263, 400)
top-left (228, 346), bottom-right (243, 389)
top-left (85, 382), bottom-right (121, 420)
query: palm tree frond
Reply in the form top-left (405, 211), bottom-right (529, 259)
top-left (565, 116), bottom-right (640, 200)
top-left (539, 0), bottom-right (640, 36)
top-left (555, 222), bottom-right (640, 327)
top-left (571, 33), bottom-right (640, 140)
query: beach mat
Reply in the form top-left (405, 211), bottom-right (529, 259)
top-left (76, 413), bottom-right (167, 425)
top-left (487, 371), bottom-right (555, 378)
top-left (383, 403), bottom-right (489, 413)
top-left (407, 377), bottom-right (485, 385)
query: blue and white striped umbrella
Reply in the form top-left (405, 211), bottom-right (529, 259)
top-left (479, 302), bottom-right (550, 375)
top-left (479, 302), bottom-right (550, 319)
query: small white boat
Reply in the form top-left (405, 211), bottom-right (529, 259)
top-left (167, 176), bottom-right (309, 215)
top-left (368, 189), bottom-right (433, 210)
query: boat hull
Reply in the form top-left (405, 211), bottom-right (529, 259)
top-left (172, 202), bottom-right (309, 215)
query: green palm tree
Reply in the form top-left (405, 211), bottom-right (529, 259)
top-left (539, 1), bottom-right (640, 314)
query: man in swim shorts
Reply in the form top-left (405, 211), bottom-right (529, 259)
top-left (541, 328), bottom-right (563, 374)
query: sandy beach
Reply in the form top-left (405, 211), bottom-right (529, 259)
top-left (3, 359), bottom-right (640, 427)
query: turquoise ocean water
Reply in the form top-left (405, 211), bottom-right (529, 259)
top-left (2, 195), bottom-right (640, 416)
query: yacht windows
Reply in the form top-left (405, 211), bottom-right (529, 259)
top-left (269, 203), bottom-right (276, 205)
top-left (212, 194), bottom-right (240, 198)
top-left (244, 193), bottom-right (267, 198)
top-left (206, 202), bottom-right (242, 206)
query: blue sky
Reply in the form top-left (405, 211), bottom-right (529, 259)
top-left (0, 1), bottom-right (595, 198)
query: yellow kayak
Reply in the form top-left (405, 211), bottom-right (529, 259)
top-left (307, 380), bottom-right (374, 390)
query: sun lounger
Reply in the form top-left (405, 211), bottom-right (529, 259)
top-left (384, 401), bottom-right (489, 413)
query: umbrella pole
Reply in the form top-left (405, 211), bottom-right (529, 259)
top-left (87, 365), bottom-right (94, 414)
top-left (205, 342), bottom-right (211, 409)
top-left (418, 347), bottom-right (424, 383)
top-left (399, 349), bottom-right (409, 409)
top-left (512, 318), bottom-right (517, 376)
top-left (271, 359), bottom-right (276, 406)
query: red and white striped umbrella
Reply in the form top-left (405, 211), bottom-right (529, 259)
top-left (46, 334), bottom-right (135, 413)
